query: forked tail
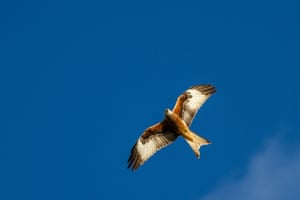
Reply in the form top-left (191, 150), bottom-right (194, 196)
top-left (184, 130), bottom-right (211, 158)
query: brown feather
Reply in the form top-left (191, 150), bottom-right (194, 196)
top-left (173, 84), bottom-right (216, 126)
top-left (127, 122), bottom-right (178, 170)
top-left (127, 84), bottom-right (216, 170)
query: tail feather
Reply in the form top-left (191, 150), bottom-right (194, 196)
top-left (184, 131), bottom-right (211, 158)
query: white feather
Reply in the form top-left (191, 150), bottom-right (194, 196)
top-left (186, 88), bottom-right (209, 110)
top-left (136, 139), bottom-right (157, 161)
top-left (181, 89), bottom-right (210, 126)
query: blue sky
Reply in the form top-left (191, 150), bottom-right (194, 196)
top-left (1, 0), bottom-right (300, 199)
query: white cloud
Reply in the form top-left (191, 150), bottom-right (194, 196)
top-left (201, 136), bottom-right (300, 200)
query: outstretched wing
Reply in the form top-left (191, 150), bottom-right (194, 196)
top-left (128, 122), bottom-right (178, 171)
top-left (172, 84), bottom-right (216, 126)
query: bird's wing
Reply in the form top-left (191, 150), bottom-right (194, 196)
top-left (172, 84), bottom-right (216, 126)
top-left (128, 122), bottom-right (178, 171)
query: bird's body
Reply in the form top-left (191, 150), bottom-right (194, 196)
top-left (164, 108), bottom-right (211, 158)
top-left (128, 84), bottom-right (216, 170)
top-left (164, 108), bottom-right (194, 141)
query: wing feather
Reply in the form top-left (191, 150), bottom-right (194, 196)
top-left (128, 122), bottom-right (178, 171)
top-left (128, 84), bottom-right (215, 170)
top-left (173, 84), bottom-right (216, 126)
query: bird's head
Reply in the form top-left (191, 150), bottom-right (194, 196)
top-left (164, 108), bottom-right (172, 118)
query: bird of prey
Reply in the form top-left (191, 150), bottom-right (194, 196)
top-left (128, 84), bottom-right (216, 170)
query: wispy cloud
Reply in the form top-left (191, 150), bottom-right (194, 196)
top-left (201, 136), bottom-right (300, 200)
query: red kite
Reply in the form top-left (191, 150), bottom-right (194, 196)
top-left (128, 84), bottom-right (216, 170)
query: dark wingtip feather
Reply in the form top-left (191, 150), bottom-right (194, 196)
top-left (190, 84), bottom-right (216, 95)
top-left (127, 142), bottom-right (142, 171)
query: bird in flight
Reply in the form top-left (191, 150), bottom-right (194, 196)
top-left (128, 84), bottom-right (216, 170)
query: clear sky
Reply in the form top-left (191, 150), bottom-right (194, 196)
top-left (1, 0), bottom-right (300, 200)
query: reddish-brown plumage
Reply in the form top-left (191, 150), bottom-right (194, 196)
top-left (128, 84), bottom-right (216, 171)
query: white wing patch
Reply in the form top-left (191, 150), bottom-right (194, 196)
top-left (128, 131), bottom-right (178, 170)
top-left (128, 84), bottom-right (216, 171)
top-left (186, 88), bottom-right (209, 110)
top-left (182, 85), bottom-right (215, 126)
top-left (136, 139), bottom-right (158, 162)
